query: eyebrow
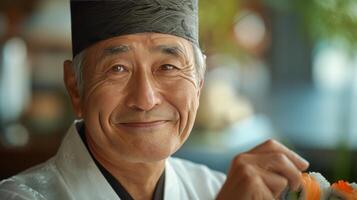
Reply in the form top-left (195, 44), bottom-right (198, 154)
top-left (102, 45), bottom-right (130, 58)
top-left (100, 44), bottom-right (186, 60)
top-left (153, 45), bottom-right (185, 59)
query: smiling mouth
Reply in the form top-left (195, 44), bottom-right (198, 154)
top-left (119, 120), bottom-right (168, 128)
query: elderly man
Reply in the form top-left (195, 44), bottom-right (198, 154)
top-left (0, 0), bottom-right (309, 200)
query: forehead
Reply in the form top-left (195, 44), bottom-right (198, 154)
top-left (86, 32), bottom-right (193, 57)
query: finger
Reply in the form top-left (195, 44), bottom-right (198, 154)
top-left (259, 153), bottom-right (303, 191)
top-left (254, 177), bottom-right (276, 200)
top-left (259, 169), bottom-right (288, 198)
top-left (240, 174), bottom-right (275, 200)
top-left (250, 139), bottom-right (309, 171)
top-left (228, 161), bottom-right (275, 200)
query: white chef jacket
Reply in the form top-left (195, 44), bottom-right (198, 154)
top-left (0, 122), bottom-right (226, 200)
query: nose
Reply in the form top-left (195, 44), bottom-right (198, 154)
top-left (125, 72), bottom-right (162, 111)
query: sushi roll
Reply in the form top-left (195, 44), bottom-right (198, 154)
top-left (327, 180), bottom-right (357, 200)
top-left (281, 172), bottom-right (330, 200)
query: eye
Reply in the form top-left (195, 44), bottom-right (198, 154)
top-left (159, 64), bottom-right (178, 71)
top-left (110, 64), bottom-right (127, 73)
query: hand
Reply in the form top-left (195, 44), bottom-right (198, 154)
top-left (216, 139), bottom-right (309, 200)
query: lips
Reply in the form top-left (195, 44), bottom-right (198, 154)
top-left (118, 120), bottom-right (168, 128)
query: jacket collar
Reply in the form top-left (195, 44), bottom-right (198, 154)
top-left (164, 158), bottom-right (181, 200)
top-left (54, 121), bottom-right (119, 200)
top-left (53, 121), bottom-right (182, 200)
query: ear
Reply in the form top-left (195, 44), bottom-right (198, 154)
top-left (197, 79), bottom-right (204, 98)
top-left (197, 53), bottom-right (206, 98)
top-left (63, 60), bottom-right (83, 118)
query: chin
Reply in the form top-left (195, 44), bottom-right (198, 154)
top-left (126, 151), bottom-right (171, 163)
top-left (127, 141), bottom-right (182, 163)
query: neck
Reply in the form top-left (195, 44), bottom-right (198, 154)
top-left (87, 141), bottom-right (165, 200)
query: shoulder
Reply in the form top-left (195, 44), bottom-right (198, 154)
top-left (0, 178), bottom-right (47, 200)
top-left (167, 157), bottom-right (226, 196)
top-left (0, 159), bottom-right (70, 200)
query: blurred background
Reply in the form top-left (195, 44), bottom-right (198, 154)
top-left (0, 0), bottom-right (356, 183)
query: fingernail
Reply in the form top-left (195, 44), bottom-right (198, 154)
top-left (299, 157), bottom-right (309, 168)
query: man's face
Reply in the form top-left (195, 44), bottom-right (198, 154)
top-left (67, 33), bottom-right (202, 163)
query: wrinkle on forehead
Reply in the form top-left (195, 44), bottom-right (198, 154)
top-left (88, 32), bottom-right (194, 60)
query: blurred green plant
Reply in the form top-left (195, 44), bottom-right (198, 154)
top-left (199, 0), bottom-right (357, 52)
top-left (334, 143), bottom-right (352, 181)
top-left (265, 0), bottom-right (357, 50)
top-left (198, 0), bottom-right (240, 53)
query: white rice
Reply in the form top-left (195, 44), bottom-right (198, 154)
top-left (350, 182), bottom-right (357, 189)
top-left (308, 172), bottom-right (331, 200)
top-left (308, 172), bottom-right (330, 189)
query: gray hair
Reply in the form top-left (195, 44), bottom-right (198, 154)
top-left (72, 43), bottom-right (206, 93)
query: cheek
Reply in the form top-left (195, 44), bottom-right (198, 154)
top-left (82, 75), bottom-right (129, 109)
top-left (83, 83), bottom-right (118, 111)
top-left (81, 82), bottom-right (127, 133)
top-left (158, 69), bottom-right (199, 109)
top-left (162, 80), bottom-right (200, 134)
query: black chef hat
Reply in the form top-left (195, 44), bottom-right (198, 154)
top-left (70, 0), bottom-right (199, 57)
